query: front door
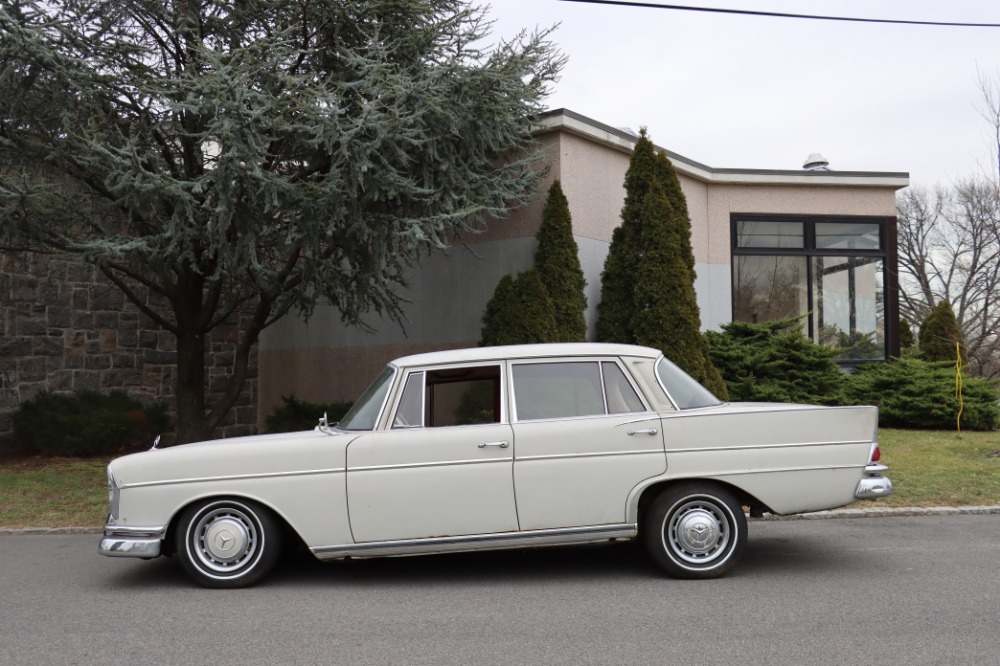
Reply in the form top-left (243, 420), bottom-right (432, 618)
top-left (346, 364), bottom-right (519, 543)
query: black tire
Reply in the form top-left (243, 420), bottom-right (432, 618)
top-left (643, 483), bottom-right (747, 579)
top-left (175, 498), bottom-right (283, 588)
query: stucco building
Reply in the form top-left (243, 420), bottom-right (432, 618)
top-left (258, 109), bottom-right (908, 423)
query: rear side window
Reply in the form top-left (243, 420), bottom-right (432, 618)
top-left (513, 361), bottom-right (645, 421)
top-left (513, 362), bottom-right (604, 420)
top-left (602, 362), bottom-right (645, 414)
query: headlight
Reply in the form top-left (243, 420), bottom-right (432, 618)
top-left (107, 467), bottom-right (121, 522)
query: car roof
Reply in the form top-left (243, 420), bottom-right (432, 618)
top-left (391, 343), bottom-right (662, 368)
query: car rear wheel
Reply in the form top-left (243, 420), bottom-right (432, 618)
top-left (644, 483), bottom-right (747, 579)
top-left (176, 498), bottom-right (282, 588)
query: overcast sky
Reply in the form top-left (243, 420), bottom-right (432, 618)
top-left (485, 0), bottom-right (1000, 189)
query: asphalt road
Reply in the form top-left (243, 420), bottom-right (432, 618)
top-left (1, 515), bottom-right (998, 666)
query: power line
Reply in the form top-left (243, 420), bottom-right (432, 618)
top-left (558, 0), bottom-right (1000, 28)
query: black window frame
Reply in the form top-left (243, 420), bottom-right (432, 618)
top-left (731, 213), bottom-right (900, 366)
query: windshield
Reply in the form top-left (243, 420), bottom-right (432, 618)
top-left (336, 366), bottom-right (396, 431)
top-left (655, 357), bottom-right (723, 410)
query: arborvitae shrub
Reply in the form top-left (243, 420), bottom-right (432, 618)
top-left (265, 395), bottom-right (354, 433)
top-left (920, 301), bottom-right (965, 362)
top-left (705, 318), bottom-right (846, 405)
top-left (631, 180), bottom-right (728, 399)
top-left (595, 129), bottom-right (658, 343)
top-left (12, 390), bottom-right (170, 456)
top-left (844, 357), bottom-right (999, 430)
top-left (535, 181), bottom-right (587, 342)
top-left (595, 129), bottom-right (726, 397)
top-left (479, 269), bottom-right (558, 346)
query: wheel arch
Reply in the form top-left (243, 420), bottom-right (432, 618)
top-left (631, 477), bottom-right (772, 533)
top-left (160, 492), bottom-right (303, 557)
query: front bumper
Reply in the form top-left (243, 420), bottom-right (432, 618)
top-left (855, 463), bottom-right (893, 499)
top-left (99, 524), bottom-right (165, 559)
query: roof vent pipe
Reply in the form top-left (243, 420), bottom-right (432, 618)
top-left (803, 153), bottom-right (830, 171)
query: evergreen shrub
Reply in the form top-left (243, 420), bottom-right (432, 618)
top-left (479, 269), bottom-right (558, 346)
top-left (920, 301), bottom-right (965, 362)
top-left (265, 395), bottom-right (354, 433)
top-left (844, 357), bottom-right (1000, 431)
top-left (535, 181), bottom-right (588, 342)
top-left (706, 318), bottom-right (846, 405)
top-left (12, 390), bottom-right (170, 456)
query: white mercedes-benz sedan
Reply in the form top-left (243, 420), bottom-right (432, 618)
top-left (100, 343), bottom-right (891, 587)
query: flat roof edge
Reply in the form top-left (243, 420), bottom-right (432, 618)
top-left (534, 109), bottom-right (910, 189)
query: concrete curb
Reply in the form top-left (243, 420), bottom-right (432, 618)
top-left (0, 526), bottom-right (103, 535)
top-left (751, 505), bottom-right (1000, 521)
top-left (2, 506), bottom-right (1000, 535)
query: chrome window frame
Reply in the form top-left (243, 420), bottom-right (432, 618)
top-left (384, 361), bottom-right (508, 429)
top-left (509, 357), bottom-right (651, 423)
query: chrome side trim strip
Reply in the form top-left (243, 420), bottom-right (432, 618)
top-left (516, 449), bottom-right (663, 462)
top-left (658, 404), bottom-right (877, 420)
top-left (666, 439), bottom-right (871, 455)
top-left (349, 458), bottom-right (509, 472)
top-left (710, 463), bottom-right (866, 477)
top-left (311, 523), bottom-right (637, 560)
top-left (119, 468), bottom-right (345, 490)
top-left (613, 415), bottom-right (661, 427)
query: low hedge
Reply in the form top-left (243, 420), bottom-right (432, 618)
top-left (265, 395), bottom-right (353, 433)
top-left (844, 357), bottom-right (1000, 431)
top-left (709, 319), bottom-right (1000, 430)
top-left (11, 390), bottom-right (170, 456)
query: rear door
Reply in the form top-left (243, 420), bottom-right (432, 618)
top-left (510, 359), bottom-right (666, 531)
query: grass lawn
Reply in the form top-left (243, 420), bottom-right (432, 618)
top-left (0, 456), bottom-right (110, 529)
top-left (871, 428), bottom-right (1000, 507)
top-left (0, 428), bottom-right (998, 528)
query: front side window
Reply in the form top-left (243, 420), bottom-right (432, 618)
top-left (392, 372), bottom-right (424, 428)
top-left (732, 215), bottom-right (891, 362)
top-left (391, 365), bottom-right (502, 428)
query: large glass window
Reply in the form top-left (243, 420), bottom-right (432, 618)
top-left (733, 255), bottom-right (809, 325)
top-left (732, 216), bottom-right (891, 362)
top-left (814, 257), bottom-right (884, 360)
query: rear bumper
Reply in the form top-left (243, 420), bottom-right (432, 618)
top-left (855, 463), bottom-right (893, 499)
top-left (99, 524), bottom-right (165, 559)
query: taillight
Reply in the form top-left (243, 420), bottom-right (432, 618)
top-left (869, 443), bottom-right (881, 463)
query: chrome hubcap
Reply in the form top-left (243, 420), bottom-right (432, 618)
top-left (204, 518), bottom-right (250, 563)
top-left (190, 504), bottom-right (260, 575)
top-left (665, 499), bottom-right (731, 566)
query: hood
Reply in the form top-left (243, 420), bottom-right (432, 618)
top-left (109, 428), bottom-right (357, 487)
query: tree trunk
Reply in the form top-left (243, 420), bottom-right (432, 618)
top-left (175, 327), bottom-right (210, 444)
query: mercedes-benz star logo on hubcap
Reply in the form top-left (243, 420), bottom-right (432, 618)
top-left (216, 531), bottom-right (235, 551)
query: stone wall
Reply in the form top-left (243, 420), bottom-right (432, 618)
top-left (0, 252), bottom-right (258, 443)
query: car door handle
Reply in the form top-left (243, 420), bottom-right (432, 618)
top-left (627, 428), bottom-right (658, 436)
top-left (478, 440), bottom-right (510, 448)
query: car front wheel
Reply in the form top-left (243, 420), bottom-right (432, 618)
top-left (176, 498), bottom-right (282, 588)
top-left (644, 483), bottom-right (747, 579)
